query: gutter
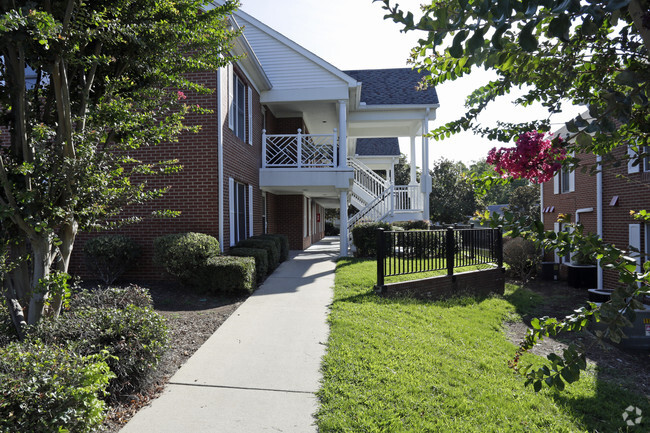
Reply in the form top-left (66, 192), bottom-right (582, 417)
top-left (597, 155), bottom-right (603, 290)
top-left (217, 67), bottom-right (224, 252)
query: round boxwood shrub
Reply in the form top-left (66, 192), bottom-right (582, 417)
top-left (229, 247), bottom-right (269, 283)
top-left (196, 256), bottom-right (256, 295)
top-left (0, 341), bottom-right (113, 433)
top-left (153, 232), bottom-right (220, 284)
top-left (83, 235), bottom-right (141, 285)
top-left (30, 304), bottom-right (169, 401)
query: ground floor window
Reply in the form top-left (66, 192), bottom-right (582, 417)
top-left (229, 178), bottom-right (249, 245)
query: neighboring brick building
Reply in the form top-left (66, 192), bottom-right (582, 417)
top-left (70, 7), bottom-right (440, 281)
top-left (541, 125), bottom-right (650, 290)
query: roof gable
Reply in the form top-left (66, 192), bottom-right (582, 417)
top-left (344, 68), bottom-right (438, 106)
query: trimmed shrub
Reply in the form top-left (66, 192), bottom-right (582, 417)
top-left (0, 341), bottom-right (113, 433)
top-left (196, 256), bottom-right (255, 294)
top-left (30, 305), bottom-right (169, 400)
top-left (235, 238), bottom-right (279, 270)
top-left (153, 232), bottom-right (220, 284)
top-left (69, 284), bottom-right (153, 310)
top-left (392, 220), bottom-right (432, 231)
top-left (503, 237), bottom-right (540, 281)
top-left (325, 222), bottom-right (340, 236)
top-left (83, 235), bottom-right (141, 285)
top-left (230, 247), bottom-right (269, 283)
top-left (255, 234), bottom-right (289, 262)
top-left (351, 221), bottom-right (394, 257)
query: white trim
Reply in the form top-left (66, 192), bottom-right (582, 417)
top-left (630, 223), bottom-right (642, 287)
top-left (553, 172), bottom-right (559, 194)
top-left (247, 86), bottom-right (253, 145)
top-left (568, 169), bottom-right (575, 193)
top-left (228, 64), bottom-right (234, 130)
top-left (553, 222), bottom-right (561, 263)
top-left (628, 145), bottom-right (640, 173)
top-left (229, 177), bottom-right (235, 246)
top-left (248, 185), bottom-right (254, 237)
top-left (218, 68), bottom-right (224, 252)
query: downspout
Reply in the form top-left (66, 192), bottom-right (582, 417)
top-left (217, 68), bottom-right (224, 252)
top-left (597, 155), bottom-right (603, 290)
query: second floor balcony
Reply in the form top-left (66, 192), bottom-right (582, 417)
top-left (262, 129), bottom-right (342, 169)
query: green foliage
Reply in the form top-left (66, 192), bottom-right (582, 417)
top-left (0, 341), bottom-right (114, 433)
top-left (391, 220), bottom-right (432, 230)
top-left (507, 185), bottom-right (540, 221)
top-left (29, 305), bottom-right (169, 400)
top-left (325, 222), bottom-right (340, 236)
top-left (503, 236), bottom-right (540, 281)
top-left (468, 158), bottom-right (529, 206)
top-left (0, 0), bottom-right (239, 326)
top-left (380, 0), bottom-right (649, 155)
top-left (351, 221), bottom-right (394, 257)
top-left (254, 233), bottom-right (289, 262)
top-left (229, 247), bottom-right (269, 283)
top-left (195, 256), bottom-right (256, 295)
top-left (235, 238), bottom-right (280, 270)
top-left (393, 153), bottom-right (419, 185)
top-left (69, 285), bottom-right (153, 310)
top-left (83, 235), bottom-right (142, 285)
top-left (153, 232), bottom-right (221, 284)
top-left (429, 158), bottom-right (478, 224)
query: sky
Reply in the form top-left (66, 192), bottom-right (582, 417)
top-left (237, 0), bottom-right (583, 169)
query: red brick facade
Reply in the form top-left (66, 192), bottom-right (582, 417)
top-left (70, 66), bottom-right (325, 282)
top-left (542, 146), bottom-right (649, 289)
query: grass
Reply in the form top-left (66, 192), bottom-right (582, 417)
top-left (317, 258), bottom-right (649, 432)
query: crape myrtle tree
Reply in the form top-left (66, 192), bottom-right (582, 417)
top-left (379, 0), bottom-right (649, 391)
top-left (0, 0), bottom-right (239, 337)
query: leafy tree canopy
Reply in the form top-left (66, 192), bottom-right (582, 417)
top-left (378, 0), bottom-right (649, 159)
top-left (429, 158), bottom-right (477, 224)
top-left (0, 0), bottom-right (239, 332)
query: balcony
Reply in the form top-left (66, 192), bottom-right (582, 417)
top-left (262, 129), bottom-right (340, 169)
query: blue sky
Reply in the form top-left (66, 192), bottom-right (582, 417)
top-left (238, 0), bottom-right (582, 168)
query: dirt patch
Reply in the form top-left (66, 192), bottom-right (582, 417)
top-left (506, 279), bottom-right (650, 397)
top-left (99, 282), bottom-right (244, 432)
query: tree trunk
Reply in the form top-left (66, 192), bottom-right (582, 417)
top-left (50, 219), bottom-right (78, 317)
top-left (26, 236), bottom-right (56, 325)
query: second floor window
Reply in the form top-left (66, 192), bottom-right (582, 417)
top-left (234, 75), bottom-right (246, 141)
top-left (228, 65), bottom-right (253, 145)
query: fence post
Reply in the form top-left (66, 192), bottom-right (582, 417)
top-left (446, 226), bottom-right (454, 276)
top-left (262, 129), bottom-right (267, 168)
top-left (495, 226), bottom-right (504, 269)
top-left (376, 228), bottom-right (385, 288)
top-left (297, 128), bottom-right (303, 168)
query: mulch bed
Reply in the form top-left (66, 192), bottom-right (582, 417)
top-left (99, 282), bottom-right (245, 433)
top-left (506, 279), bottom-right (650, 398)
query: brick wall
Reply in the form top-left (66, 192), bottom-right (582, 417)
top-left (379, 268), bottom-right (505, 301)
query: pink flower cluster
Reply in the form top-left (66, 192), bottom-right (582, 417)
top-left (486, 132), bottom-right (566, 183)
top-left (177, 91), bottom-right (187, 100)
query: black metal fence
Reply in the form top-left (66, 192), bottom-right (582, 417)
top-left (376, 227), bottom-right (503, 286)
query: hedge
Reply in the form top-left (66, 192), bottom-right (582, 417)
top-left (229, 247), bottom-right (269, 283)
top-left (83, 235), bottom-right (141, 285)
top-left (0, 341), bottom-right (113, 433)
top-left (196, 256), bottom-right (256, 295)
top-left (351, 221), bottom-right (395, 257)
top-left (254, 234), bottom-right (289, 262)
top-left (235, 238), bottom-right (279, 270)
top-left (69, 285), bottom-right (153, 310)
top-left (153, 232), bottom-right (220, 284)
top-left (30, 304), bottom-right (169, 400)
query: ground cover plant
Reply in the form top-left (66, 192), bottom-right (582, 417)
top-left (317, 258), bottom-right (650, 432)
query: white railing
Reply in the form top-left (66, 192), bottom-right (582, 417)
top-left (262, 129), bottom-right (338, 168)
top-left (393, 185), bottom-right (422, 212)
top-left (347, 186), bottom-right (394, 231)
top-left (347, 157), bottom-right (390, 200)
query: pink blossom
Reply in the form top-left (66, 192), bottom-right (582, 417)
top-left (487, 132), bottom-right (566, 183)
top-left (177, 91), bottom-right (187, 100)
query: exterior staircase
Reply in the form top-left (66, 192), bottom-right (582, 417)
top-left (346, 157), bottom-right (423, 243)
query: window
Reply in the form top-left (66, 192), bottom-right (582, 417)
top-left (228, 66), bottom-right (253, 144)
top-left (229, 178), bottom-right (249, 246)
top-left (644, 146), bottom-right (650, 172)
top-left (553, 166), bottom-right (574, 194)
top-left (628, 145), bottom-right (650, 173)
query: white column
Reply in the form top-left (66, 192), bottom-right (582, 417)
top-left (409, 135), bottom-right (417, 185)
top-left (338, 100), bottom-right (347, 167)
top-left (421, 108), bottom-right (432, 221)
top-left (339, 190), bottom-right (349, 256)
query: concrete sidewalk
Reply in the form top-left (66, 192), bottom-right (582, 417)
top-left (120, 237), bottom-right (338, 433)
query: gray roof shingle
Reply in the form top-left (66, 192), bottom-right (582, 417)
top-left (343, 68), bottom-right (439, 106)
top-left (356, 138), bottom-right (400, 156)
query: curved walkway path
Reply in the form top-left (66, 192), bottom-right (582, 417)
top-left (121, 237), bottom-right (338, 432)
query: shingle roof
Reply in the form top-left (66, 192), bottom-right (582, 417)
top-left (343, 68), bottom-right (439, 106)
top-left (356, 138), bottom-right (400, 156)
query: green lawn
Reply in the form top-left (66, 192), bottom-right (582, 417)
top-left (317, 258), bottom-right (648, 432)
